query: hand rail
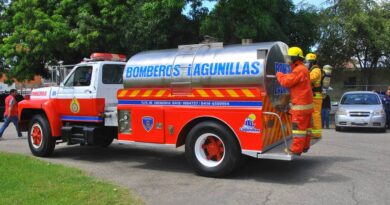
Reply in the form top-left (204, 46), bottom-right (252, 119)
top-left (263, 111), bottom-right (289, 153)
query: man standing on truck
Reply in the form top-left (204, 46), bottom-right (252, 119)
top-left (305, 53), bottom-right (322, 138)
top-left (276, 47), bottom-right (314, 155)
top-left (0, 89), bottom-right (23, 139)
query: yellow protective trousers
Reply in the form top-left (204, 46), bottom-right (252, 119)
top-left (312, 93), bottom-right (322, 138)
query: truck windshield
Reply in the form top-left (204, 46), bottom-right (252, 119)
top-left (341, 94), bottom-right (380, 105)
top-left (64, 66), bottom-right (93, 86)
top-left (102, 64), bottom-right (125, 84)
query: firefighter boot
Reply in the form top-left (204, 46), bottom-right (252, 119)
top-left (288, 137), bottom-right (306, 155)
top-left (303, 136), bottom-right (311, 153)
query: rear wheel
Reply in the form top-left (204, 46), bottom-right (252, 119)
top-left (28, 115), bottom-right (55, 157)
top-left (99, 136), bottom-right (114, 147)
top-left (185, 121), bottom-right (241, 177)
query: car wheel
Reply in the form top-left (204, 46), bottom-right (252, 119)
top-left (185, 121), bottom-right (241, 177)
top-left (378, 128), bottom-right (386, 133)
top-left (335, 126), bottom-right (341, 132)
top-left (27, 114), bottom-right (56, 157)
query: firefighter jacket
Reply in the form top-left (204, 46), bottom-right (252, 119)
top-left (310, 65), bottom-right (322, 93)
top-left (276, 61), bottom-right (313, 114)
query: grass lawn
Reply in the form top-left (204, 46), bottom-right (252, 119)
top-left (0, 152), bottom-right (144, 205)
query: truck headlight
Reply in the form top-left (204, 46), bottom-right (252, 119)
top-left (336, 109), bottom-right (347, 116)
top-left (118, 110), bottom-right (131, 133)
top-left (373, 109), bottom-right (385, 116)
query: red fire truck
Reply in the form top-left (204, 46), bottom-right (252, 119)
top-left (19, 42), bottom-right (319, 177)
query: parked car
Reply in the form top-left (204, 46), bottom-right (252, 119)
top-left (330, 101), bottom-right (339, 115)
top-left (0, 92), bottom-right (24, 121)
top-left (335, 91), bottom-right (386, 132)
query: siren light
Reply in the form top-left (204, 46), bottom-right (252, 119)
top-left (90, 53), bottom-right (126, 62)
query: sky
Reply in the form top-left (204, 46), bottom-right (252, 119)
top-left (201, 0), bottom-right (329, 11)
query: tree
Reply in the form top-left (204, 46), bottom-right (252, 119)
top-left (0, 0), bottom-right (191, 81)
top-left (199, 0), bottom-right (320, 52)
top-left (317, 0), bottom-right (390, 85)
top-left (0, 0), bottom-right (73, 81)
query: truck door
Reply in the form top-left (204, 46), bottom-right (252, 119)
top-left (57, 65), bottom-right (97, 116)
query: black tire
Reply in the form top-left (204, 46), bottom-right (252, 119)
top-left (335, 126), bottom-right (341, 132)
top-left (378, 128), bottom-right (386, 133)
top-left (27, 114), bottom-right (56, 157)
top-left (98, 128), bottom-right (116, 147)
top-left (100, 136), bottom-right (114, 147)
top-left (185, 121), bottom-right (241, 177)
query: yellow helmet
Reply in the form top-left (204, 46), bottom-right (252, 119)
top-left (305, 53), bottom-right (317, 61)
top-left (288, 47), bottom-right (304, 58)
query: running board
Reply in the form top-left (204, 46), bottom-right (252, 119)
top-left (243, 138), bottom-right (321, 161)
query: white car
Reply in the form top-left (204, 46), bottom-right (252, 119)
top-left (335, 91), bottom-right (386, 132)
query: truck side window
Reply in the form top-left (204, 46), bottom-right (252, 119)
top-left (102, 64), bottom-right (125, 84)
top-left (64, 66), bottom-right (93, 86)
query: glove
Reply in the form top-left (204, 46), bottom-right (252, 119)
top-left (276, 72), bottom-right (283, 79)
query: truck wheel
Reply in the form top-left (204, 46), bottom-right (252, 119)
top-left (185, 121), bottom-right (241, 177)
top-left (100, 136), bottom-right (114, 147)
top-left (28, 115), bottom-right (56, 157)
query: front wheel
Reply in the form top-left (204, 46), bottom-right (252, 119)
top-left (27, 115), bottom-right (56, 157)
top-left (185, 121), bottom-right (241, 177)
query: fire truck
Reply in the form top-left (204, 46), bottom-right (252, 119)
top-left (19, 42), bottom-right (319, 177)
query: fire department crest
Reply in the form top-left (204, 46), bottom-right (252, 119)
top-left (142, 116), bottom-right (154, 132)
top-left (70, 97), bottom-right (80, 113)
top-left (240, 114), bottom-right (260, 133)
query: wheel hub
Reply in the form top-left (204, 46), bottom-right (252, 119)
top-left (31, 125), bottom-right (42, 147)
top-left (194, 133), bottom-right (226, 168)
top-left (202, 136), bottom-right (224, 161)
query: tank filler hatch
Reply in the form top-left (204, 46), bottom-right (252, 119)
top-left (171, 43), bottom-right (224, 95)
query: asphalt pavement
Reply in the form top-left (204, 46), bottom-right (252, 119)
top-left (0, 125), bottom-right (389, 205)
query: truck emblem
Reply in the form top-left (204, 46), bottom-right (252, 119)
top-left (142, 116), bottom-right (154, 132)
top-left (70, 97), bottom-right (80, 113)
top-left (240, 114), bottom-right (260, 133)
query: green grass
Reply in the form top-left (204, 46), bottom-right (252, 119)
top-left (0, 152), bottom-right (144, 205)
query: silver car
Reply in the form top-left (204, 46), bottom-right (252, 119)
top-left (335, 91), bottom-right (386, 132)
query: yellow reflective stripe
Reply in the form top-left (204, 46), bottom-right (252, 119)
top-left (314, 93), bottom-right (322, 98)
top-left (242, 89), bottom-right (255, 97)
top-left (118, 90), bottom-right (127, 97)
top-left (211, 89), bottom-right (224, 98)
top-left (196, 89), bottom-right (209, 97)
top-left (155, 90), bottom-right (167, 97)
top-left (312, 129), bottom-right (322, 134)
top-left (293, 130), bottom-right (307, 134)
top-left (291, 104), bottom-right (313, 110)
top-left (226, 89), bottom-right (239, 97)
top-left (130, 90), bottom-right (140, 97)
top-left (142, 90), bottom-right (153, 97)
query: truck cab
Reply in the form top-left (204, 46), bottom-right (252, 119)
top-left (18, 53), bottom-right (126, 156)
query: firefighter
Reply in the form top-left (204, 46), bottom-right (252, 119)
top-left (276, 47), bottom-right (313, 155)
top-left (305, 53), bottom-right (322, 139)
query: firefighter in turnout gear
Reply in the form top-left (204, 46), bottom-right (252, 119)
top-left (306, 53), bottom-right (322, 139)
top-left (276, 47), bottom-right (313, 155)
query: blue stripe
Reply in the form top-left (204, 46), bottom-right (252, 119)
top-left (118, 100), bottom-right (262, 107)
top-left (61, 116), bottom-right (103, 122)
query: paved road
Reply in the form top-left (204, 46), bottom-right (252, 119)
top-left (1, 125), bottom-right (389, 205)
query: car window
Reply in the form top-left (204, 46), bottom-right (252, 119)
top-left (102, 64), bottom-right (125, 84)
top-left (341, 94), bottom-right (380, 105)
top-left (64, 66), bottom-right (93, 86)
